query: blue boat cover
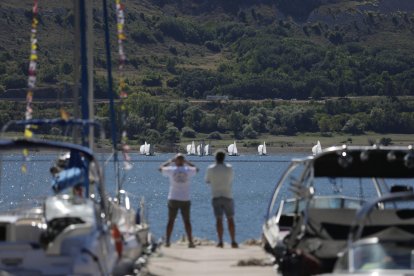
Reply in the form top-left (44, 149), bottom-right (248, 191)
top-left (52, 167), bottom-right (85, 193)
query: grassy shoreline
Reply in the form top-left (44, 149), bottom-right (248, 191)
top-left (2, 132), bottom-right (412, 154)
top-left (180, 132), bottom-right (414, 154)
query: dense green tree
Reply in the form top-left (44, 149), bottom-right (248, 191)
top-left (163, 126), bottom-right (181, 143)
top-left (228, 111), bottom-right (244, 137)
top-left (181, 126), bottom-right (196, 138)
top-left (243, 124), bottom-right (258, 139)
top-left (183, 106), bottom-right (205, 130)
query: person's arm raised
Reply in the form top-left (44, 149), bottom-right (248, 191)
top-left (159, 159), bottom-right (174, 171)
top-left (185, 160), bottom-right (199, 172)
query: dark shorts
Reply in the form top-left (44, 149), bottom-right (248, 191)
top-left (168, 200), bottom-right (191, 222)
top-left (212, 197), bottom-right (234, 218)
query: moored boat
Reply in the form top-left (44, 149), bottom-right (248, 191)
top-left (322, 190), bottom-right (414, 275)
top-left (263, 145), bottom-right (414, 275)
top-left (0, 120), bottom-right (118, 275)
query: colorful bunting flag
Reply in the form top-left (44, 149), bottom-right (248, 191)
top-left (115, 0), bottom-right (132, 170)
top-left (22, 0), bottom-right (39, 172)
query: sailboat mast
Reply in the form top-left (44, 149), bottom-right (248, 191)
top-left (72, 0), bottom-right (80, 143)
top-left (78, 0), bottom-right (93, 148)
top-left (102, 0), bottom-right (121, 200)
top-left (86, 0), bottom-right (94, 148)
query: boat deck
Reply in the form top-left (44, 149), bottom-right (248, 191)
top-left (145, 243), bottom-right (275, 276)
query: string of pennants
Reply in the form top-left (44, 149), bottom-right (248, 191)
top-left (22, 0), bottom-right (39, 173)
top-left (21, 0), bottom-right (132, 171)
top-left (115, 0), bottom-right (132, 170)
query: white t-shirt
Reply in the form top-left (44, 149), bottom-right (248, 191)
top-left (205, 163), bottom-right (234, 199)
top-left (161, 165), bottom-right (197, 201)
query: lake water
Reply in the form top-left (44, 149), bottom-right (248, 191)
top-left (0, 152), bottom-right (304, 243)
top-left (115, 153), bottom-right (305, 243)
top-left (0, 152), bottom-right (388, 243)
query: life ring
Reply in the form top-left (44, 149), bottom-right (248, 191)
top-left (111, 224), bottom-right (123, 258)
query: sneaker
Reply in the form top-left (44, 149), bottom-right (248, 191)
top-left (165, 242), bottom-right (171, 248)
top-left (216, 242), bottom-right (224, 248)
top-left (188, 242), bottom-right (196, 248)
top-left (231, 242), bottom-right (239, 248)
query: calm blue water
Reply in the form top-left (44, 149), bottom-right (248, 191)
top-left (107, 153), bottom-right (304, 243)
top-left (0, 152), bottom-right (395, 243)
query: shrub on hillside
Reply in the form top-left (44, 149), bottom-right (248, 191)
top-left (158, 17), bottom-right (213, 44)
top-left (181, 127), bottom-right (196, 138)
top-left (3, 74), bottom-right (26, 89)
top-left (163, 126), bottom-right (181, 143)
top-left (142, 74), bottom-right (162, 87)
top-left (131, 29), bottom-right (157, 44)
top-left (243, 124), bottom-right (258, 139)
top-left (207, 131), bottom-right (222, 140)
top-left (204, 41), bottom-right (221, 52)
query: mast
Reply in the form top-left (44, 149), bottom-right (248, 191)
top-left (72, 0), bottom-right (80, 143)
top-left (102, 0), bottom-right (121, 201)
top-left (78, 0), bottom-right (94, 148)
top-left (87, 0), bottom-right (94, 148)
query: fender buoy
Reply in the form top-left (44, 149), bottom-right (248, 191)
top-left (111, 224), bottom-right (123, 258)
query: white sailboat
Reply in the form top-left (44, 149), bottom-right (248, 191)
top-left (187, 141), bottom-right (196, 155)
top-left (196, 141), bottom-right (205, 156)
top-left (139, 141), bottom-right (147, 155)
top-left (258, 141), bottom-right (267, 155)
top-left (312, 140), bottom-right (323, 155)
top-left (227, 141), bottom-right (239, 156)
top-left (144, 142), bottom-right (154, 156)
top-left (204, 143), bottom-right (211, 156)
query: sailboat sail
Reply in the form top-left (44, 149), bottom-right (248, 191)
top-left (191, 141), bottom-right (196, 155)
top-left (186, 144), bottom-right (192, 155)
top-left (312, 140), bottom-right (323, 155)
top-left (144, 143), bottom-right (153, 155)
top-left (139, 144), bottom-right (145, 155)
top-left (196, 145), bottom-right (202, 156)
top-left (228, 141), bottom-right (238, 156)
top-left (204, 144), bottom-right (210, 155)
top-left (258, 145), bottom-right (264, 155)
top-left (258, 142), bottom-right (267, 155)
top-left (228, 144), bottom-right (234, 155)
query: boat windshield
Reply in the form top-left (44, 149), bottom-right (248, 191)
top-left (282, 196), bottom-right (364, 214)
top-left (275, 176), bottom-right (413, 219)
top-left (337, 240), bottom-right (414, 271)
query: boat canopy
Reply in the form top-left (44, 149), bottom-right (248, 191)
top-left (313, 146), bottom-right (414, 178)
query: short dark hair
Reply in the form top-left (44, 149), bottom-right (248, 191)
top-left (215, 150), bottom-right (225, 163)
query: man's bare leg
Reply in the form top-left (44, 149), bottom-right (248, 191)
top-left (216, 217), bottom-right (224, 247)
top-left (227, 217), bottom-right (238, 248)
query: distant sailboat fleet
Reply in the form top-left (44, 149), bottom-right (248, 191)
top-left (137, 140), bottom-right (275, 156)
top-left (187, 141), bottom-right (211, 156)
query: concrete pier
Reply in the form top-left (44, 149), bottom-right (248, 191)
top-left (145, 243), bottom-right (275, 276)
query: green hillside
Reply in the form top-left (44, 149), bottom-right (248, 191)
top-left (1, 0), bottom-right (414, 148)
top-left (1, 0), bottom-right (414, 99)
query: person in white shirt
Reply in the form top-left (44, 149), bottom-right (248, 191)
top-left (159, 153), bottom-right (198, 248)
top-left (205, 150), bottom-right (238, 248)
